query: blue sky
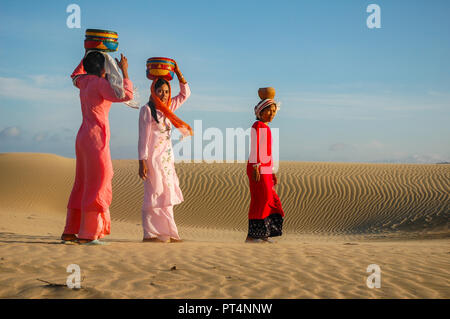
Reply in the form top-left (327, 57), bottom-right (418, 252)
top-left (0, 0), bottom-right (449, 163)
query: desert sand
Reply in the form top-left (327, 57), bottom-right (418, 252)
top-left (0, 153), bottom-right (448, 298)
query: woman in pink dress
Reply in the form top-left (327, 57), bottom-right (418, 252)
top-left (61, 51), bottom-right (134, 245)
top-left (138, 62), bottom-right (191, 243)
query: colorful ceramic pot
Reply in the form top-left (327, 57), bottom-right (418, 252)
top-left (146, 57), bottom-right (176, 81)
top-left (84, 29), bottom-right (118, 52)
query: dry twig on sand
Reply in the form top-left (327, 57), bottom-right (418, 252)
top-left (36, 277), bottom-right (86, 289)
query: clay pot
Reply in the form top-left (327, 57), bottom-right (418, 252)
top-left (258, 87), bottom-right (276, 100)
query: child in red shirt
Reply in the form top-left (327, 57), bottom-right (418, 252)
top-left (246, 99), bottom-right (285, 243)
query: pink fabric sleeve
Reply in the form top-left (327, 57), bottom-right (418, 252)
top-left (170, 82), bottom-right (191, 112)
top-left (99, 78), bottom-right (134, 103)
top-left (138, 106), bottom-right (152, 160)
top-left (71, 60), bottom-right (86, 88)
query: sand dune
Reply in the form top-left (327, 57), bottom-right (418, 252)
top-left (0, 153), bottom-right (448, 298)
top-left (0, 153), bottom-right (448, 236)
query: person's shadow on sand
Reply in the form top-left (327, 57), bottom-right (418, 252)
top-left (0, 232), bottom-right (163, 244)
top-left (0, 232), bottom-right (62, 244)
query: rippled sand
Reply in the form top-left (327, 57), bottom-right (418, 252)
top-left (0, 153), bottom-right (448, 298)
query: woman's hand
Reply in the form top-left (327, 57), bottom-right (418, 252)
top-left (174, 60), bottom-right (180, 74)
top-left (115, 54), bottom-right (129, 79)
top-left (174, 60), bottom-right (187, 84)
top-left (252, 166), bottom-right (260, 182)
top-left (272, 173), bottom-right (278, 185)
top-left (139, 160), bottom-right (148, 180)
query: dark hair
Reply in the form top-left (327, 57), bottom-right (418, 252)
top-left (83, 51), bottom-right (105, 77)
top-left (148, 78), bottom-right (170, 124)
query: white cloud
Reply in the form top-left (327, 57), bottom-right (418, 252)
top-left (182, 94), bottom-right (253, 113)
top-left (32, 128), bottom-right (75, 144)
top-left (427, 90), bottom-right (450, 98)
top-left (0, 76), bottom-right (75, 103)
top-left (367, 140), bottom-right (384, 150)
top-left (0, 126), bottom-right (21, 140)
top-left (371, 153), bottom-right (450, 164)
top-left (27, 75), bottom-right (68, 87)
top-left (328, 140), bottom-right (384, 154)
top-left (33, 132), bottom-right (48, 142)
top-left (280, 90), bottom-right (450, 120)
top-left (408, 153), bottom-right (449, 164)
top-left (329, 143), bottom-right (354, 152)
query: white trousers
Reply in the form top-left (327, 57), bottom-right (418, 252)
top-left (142, 206), bottom-right (180, 241)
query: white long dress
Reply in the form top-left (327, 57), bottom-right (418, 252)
top-left (138, 82), bottom-right (191, 240)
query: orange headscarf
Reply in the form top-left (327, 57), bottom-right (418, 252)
top-left (150, 79), bottom-right (193, 137)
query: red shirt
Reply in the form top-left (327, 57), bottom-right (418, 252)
top-left (248, 121), bottom-right (273, 174)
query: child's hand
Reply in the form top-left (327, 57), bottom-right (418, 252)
top-left (252, 166), bottom-right (260, 182)
top-left (139, 160), bottom-right (148, 180)
top-left (272, 173), bottom-right (278, 185)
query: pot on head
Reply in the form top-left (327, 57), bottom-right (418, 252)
top-left (258, 87), bottom-right (276, 100)
top-left (84, 29), bottom-right (119, 52)
top-left (146, 57), bottom-right (176, 81)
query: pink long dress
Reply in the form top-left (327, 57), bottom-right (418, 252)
top-left (138, 82), bottom-right (190, 240)
top-left (63, 60), bottom-right (134, 240)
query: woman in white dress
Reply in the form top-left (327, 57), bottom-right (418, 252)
top-left (138, 62), bottom-right (192, 243)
